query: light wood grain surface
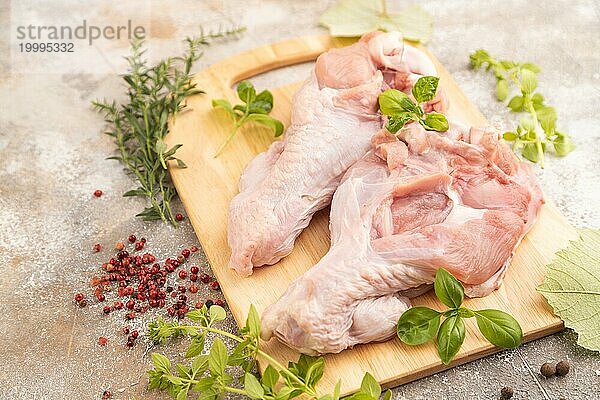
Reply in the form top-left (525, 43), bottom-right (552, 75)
top-left (166, 35), bottom-right (577, 395)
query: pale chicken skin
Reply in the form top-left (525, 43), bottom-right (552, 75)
top-left (228, 31), bottom-right (444, 276)
top-left (261, 123), bottom-right (543, 355)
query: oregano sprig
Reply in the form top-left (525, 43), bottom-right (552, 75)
top-left (93, 27), bottom-right (245, 225)
top-left (147, 304), bottom-right (391, 400)
top-left (212, 81), bottom-right (284, 157)
top-left (469, 49), bottom-right (575, 167)
top-left (379, 76), bottom-right (449, 133)
top-left (397, 268), bottom-right (523, 364)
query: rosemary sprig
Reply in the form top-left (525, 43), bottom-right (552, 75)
top-left (147, 304), bottom-right (392, 400)
top-left (92, 27), bottom-right (245, 225)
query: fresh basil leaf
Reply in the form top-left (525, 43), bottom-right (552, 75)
top-left (305, 356), bottom-right (325, 388)
top-left (194, 376), bottom-right (216, 391)
top-left (379, 89), bottom-right (410, 115)
top-left (382, 389), bottom-right (392, 400)
top-left (237, 80), bottom-right (256, 104)
top-left (261, 365), bottom-right (280, 390)
top-left (397, 306), bottom-right (441, 345)
top-left (209, 305), bottom-right (226, 322)
top-left (185, 334), bottom-right (205, 358)
top-left (151, 353), bottom-right (172, 374)
top-left (496, 79), bottom-right (509, 101)
top-left (192, 355), bottom-right (209, 375)
top-left (176, 363), bottom-right (191, 379)
top-left (434, 268), bottom-right (464, 309)
top-left (412, 76), bottom-right (439, 103)
top-left (503, 131), bottom-right (517, 141)
top-left (255, 90), bottom-right (274, 107)
top-left (244, 372), bottom-right (265, 399)
top-left (198, 388), bottom-right (217, 400)
top-left (537, 106), bottom-right (557, 134)
top-left (531, 92), bottom-right (544, 105)
top-left (246, 114), bottom-right (285, 137)
top-left (246, 304), bottom-right (261, 339)
top-left (333, 380), bottom-right (342, 400)
top-left (521, 62), bottom-right (541, 73)
top-left (457, 307), bottom-right (475, 318)
top-left (520, 69), bottom-right (538, 94)
top-left (507, 95), bottom-right (524, 112)
top-left (521, 142), bottom-right (541, 163)
top-left (552, 133), bottom-right (576, 156)
top-left (176, 388), bottom-right (188, 400)
top-left (386, 113), bottom-right (414, 133)
top-left (499, 60), bottom-right (517, 69)
top-left (208, 337), bottom-right (228, 376)
top-left (436, 315), bottom-right (465, 365)
top-left (212, 99), bottom-right (235, 116)
top-left (474, 309), bottom-right (523, 348)
top-left (249, 100), bottom-right (272, 114)
top-left (360, 372), bottom-right (381, 399)
top-left (420, 112), bottom-right (449, 132)
top-left (520, 116), bottom-right (536, 133)
top-left (123, 188), bottom-right (146, 197)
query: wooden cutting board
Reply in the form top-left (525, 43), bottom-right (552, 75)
top-left (166, 35), bottom-right (577, 395)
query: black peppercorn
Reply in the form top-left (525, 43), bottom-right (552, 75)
top-left (556, 360), bottom-right (570, 376)
top-left (540, 362), bottom-right (556, 377)
top-left (500, 386), bottom-right (514, 399)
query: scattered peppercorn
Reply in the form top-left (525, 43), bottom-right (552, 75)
top-left (93, 243), bottom-right (102, 252)
top-left (122, 326), bottom-right (130, 335)
top-left (190, 245), bottom-right (198, 252)
top-left (199, 273), bottom-right (210, 283)
top-left (96, 293), bottom-right (106, 302)
top-left (189, 284), bottom-right (198, 294)
top-left (175, 213), bottom-right (184, 221)
top-left (177, 255), bottom-right (185, 263)
top-left (215, 299), bottom-right (225, 307)
top-left (103, 306), bottom-right (111, 314)
top-left (178, 270), bottom-right (187, 279)
top-left (556, 360), bottom-right (570, 376)
top-left (500, 386), bottom-right (513, 399)
top-left (74, 293), bottom-right (84, 302)
top-left (113, 300), bottom-right (123, 310)
top-left (190, 266), bottom-right (199, 274)
top-left (541, 362), bottom-right (556, 378)
top-left (128, 234), bottom-right (136, 243)
top-left (195, 301), bottom-right (203, 309)
top-left (93, 190), bottom-right (103, 197)
top-left (181, 249), bottom-right (191, 258)
top-left (125, 312), bottom-right (136, 320)
top-left (210, 281), bottom-right (220, 291)
top-left (102, 390), bottom-right (112, 399)
top-left (98, 336), bottom-right (108, 346)
top-left (135, 241), bottom-right (144, 251)
top-left (115, 242), bottom-right (125, 251)
top-left (79, 299), bottom-right (88, 307)
top-left (190, 274), bottom-right (198, 282)
top-left (131, 330), bottom-right (139, 339)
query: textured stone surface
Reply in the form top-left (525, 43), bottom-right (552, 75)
top-left (0, 1), bottom-right (599, 399)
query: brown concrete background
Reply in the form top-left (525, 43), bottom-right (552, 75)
top-left (0, 1), bottom-right (599, 399)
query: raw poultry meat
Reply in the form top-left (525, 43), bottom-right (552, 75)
top-left (261, 123), bottom-right (544, 355)
top-left (228, 31), bottom-right (445, 277)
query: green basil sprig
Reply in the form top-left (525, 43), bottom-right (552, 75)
top-left (397, 268), bottom-right (523, 365)
top-left (212, 80), bottom-right (284, 157)
top-left (378, 76), bottom-right (448, 133)
top-left (469, 49), bottom-right (575, 167)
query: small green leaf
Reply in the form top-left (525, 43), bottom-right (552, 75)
top-left (333, 380), bottom-right (342, 400)
top-left (457, 307), bottom-right (475, 318)
top-left (212, 99), bottom-right (235, 116)
top-left (305, 356), bottom-right (325, 388)
top-left (198, 388), bottom-right (217, 400)
top-left (176, 388), bottom-right (188, 400)
top-left (237, 80), bottom-right (257, 104)
top-left (499, 60), bottom-right (517, 69)
top-left (436, 315), bottom-right (465, 364)
top-left (496, 79), bottom-right (509, 101)
top-left (503, 131), bottom-right (517, 141)
top-left (123, 188), bottom-right (146, 197)
top-left (379, 89), bottom-right (420, 116)
top-left (552, 133), bottom-right (575, 156)
top-left (507, 95), bottom-right (524, 112)
top-left (412, 76), bottom-right (439, 103)
top-left (434, 268), bottom-right (464, 309)
top-left (474, 310), bottom-right (523, 348)
top-left (397, 306), bottom-right (441, 345)
top-left (261, 365), bottom-right (280, 390)
top-left (192, 355), bottom-right (209, 374)
top-left (420, 112), bottom-right (449, 132)
top-left (208, 337), bottom-right (228, 376)
top-left (520, 69), bottom-right (538, 94)
top-left (537, 106), bottom-right (557, 134)
top-left (255, 90), bottom-right (274, 106)
top-left (209, 305), bottom-right (227, 322)
top-left (360, 372), bottom-right (381, 399)
top-left (521, 62), bottom-right (541, 73)
top-left (246, 304), bottom-right (261, 339)
top-left (249, 100), bottom-right (272, 114)
top-left (185, 334), bottom-right (205, 358)
top-left (521, 142), bottom-right (540, 163)
top-left (151, 353), bottom-right (171, 373)
top-left (520, 116), bottom-right (536, 132)
top-left (531, 92), bottom-right (544, 105)
top-left (246, 114), bottom-right (285, 137)
top-left (244, 372), bottom-right (265, 399)
top-left (175, 158), bottom-right (187, 168)
top-left (386, 113), bottom-right (414, 133)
